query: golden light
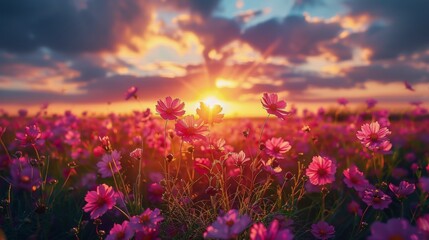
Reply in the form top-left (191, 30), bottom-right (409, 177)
top-left (202, 96), bottom-right (222, 109)
top-left (215, 78), bottom-right (238, 88)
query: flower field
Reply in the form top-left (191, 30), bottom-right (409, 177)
top-left (0, 93), bottom-right (428, 239)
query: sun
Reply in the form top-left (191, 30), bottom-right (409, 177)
top-left (202, 96), bottom-right (221, 109)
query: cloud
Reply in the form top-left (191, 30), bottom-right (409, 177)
top-left (0, 0), bottom-right (151, 53)
top-left (241, 15), bottom-right (347, 61)
top-left (344, 0), bottom-right (429, 60)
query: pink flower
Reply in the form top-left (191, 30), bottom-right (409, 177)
top-left (156, 96), bottom-right (185, 120)
top-left (261, 93), bottom-right (289, 120)
top-left (343, 165), bottom-right (369, 191)
top-left (125, 86), bottom-right (138, 100)
top-left (368, 218), bottom-right (423, 240)
top-left (204, 209), bottom-right (251, 239)
top-left (389, 181), bottom-right (415, 198)
top-left (356, 121), bottom-right (392, 152)
top-left (311, 221), bottom-right (335, 240)
top-left (10, 157), bottom-right (42, 191)
top-left (362, 188), bottom-right (392, 210)
top-left (229, 151), bottom-right (250, 167)
top-left (148, 183), bottom-right (164, 204)
top-left (82, 184), bottom-right (116, 219)
top-left (129, 208), bottom-right (164, 232)
top-left (175, 115), bottom-right (208, 142)
top-left (97, 150), bottom-right (122, 178)
top-left (196, 102), bottom-right (224, 125)
top-left (250, 219), bottom-right (294, 240)
top-left (16, 125), bottom-right (44, 146)
top-left (130, 148), bottom-right (143, 160)
top-left (306, 156), bottom-right (336, 186)
top-left (106, 220), bottom-right (133, 240)
top-left (265, 137), bottom-right (291, 159)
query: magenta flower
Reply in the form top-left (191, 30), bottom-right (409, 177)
top-left (106, 220), bottom-right (133, 240)
top-left (356, 121), bottom-right (392, 152)
top-left (343, 165), bottom-right (369, 191)
top-left (82, 184), bottom-right (117, 219)
top-left (203, 209), bottom-right (251, 239)
top-left (250, 219), bottom-right (294, 240)
top-left (389, 181), bottom-right (415, 198)
top-left (175, 115), bottom-right (208, 142)
top-left (130, 148), bottom-right (143, 160)
top-left (306, 156), bottom-right (336, 186)
top-left (97, 150), bottom-right (122, 178)
top-left (129, 208), bottom-right (164, 232)
top-left (125, 86), bottom-right (138, 100)
top-left (156, 96), bottom-right (186, 120)
top-left (347, 201), bottom-right (362, 216)
top-left (10, 157), bottom-right (41, 191)
top-left (16, 125), bottom-right (44, 146)
top-left (230, 151), bottom-right (250, 167)
top-left (362, 188), bottom-right (392, 210)
top-left (311, 221), bottom-right (335, 240)
top-left (261, 93), bottom-right (289, 120)
top-left (264, 137), bottom-right (291, 159)
top-left (368, 218), bottom-right (423, 240)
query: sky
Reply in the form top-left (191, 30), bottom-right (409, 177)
top-left (0, 0), bottom-right (428, 117)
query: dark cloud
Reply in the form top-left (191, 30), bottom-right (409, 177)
top-left (241, 15), bottom-right (347, 61)
top-left (344, 62), bottom-right (429, 83)
top-left (344, 0), bottom-right (429, 59)
top-left (0, 0), bottom-right (151, 53)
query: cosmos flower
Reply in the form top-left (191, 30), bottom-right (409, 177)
top-left (130, 148), bottom-right (143, 160)
top-left (264, 137), bottom-right (291, 159)
top-left (311, 221), bottom-right (335, 240)
top-left (204, 209), bottom-right (251, 239)
top-left (250, 219), bottom-right (294, 240)
top-left (368, 218), bottom-right (423, 240)
top-left (10, 157), bottom-right (41, 191)
top-left (306, 156), bottom-right (336, 186)
top-left (16, 125), bottom-right (44, 146)
top-left (196, 102), bottom-right (224, 125)
top-left (261, 93), bottom-right (289, 120)
top-left (106, 220), bottom-right (133, 240)
top-left (175, 115), bottom-right (208, 142)
top-left (125, 86), bottom-right (138, 100)
top-left (156, 96), bottom-right (186, 120)
top-left (129, 208), bottom-right (164, 232)
top-left (97, 150), bottom-right (122, 178)
top-left (356, 121), bottom-right (392, 152)
top-left (362, 188), bottom-right (392, 210)
top-left (388, 181), bottom-right (415, 198)
top-left (229, 151), bottom-right (250, 167)
top-left (82, 184), bottom-right (117, 219)
top-left (343, 165), bottom-right (369, 191)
